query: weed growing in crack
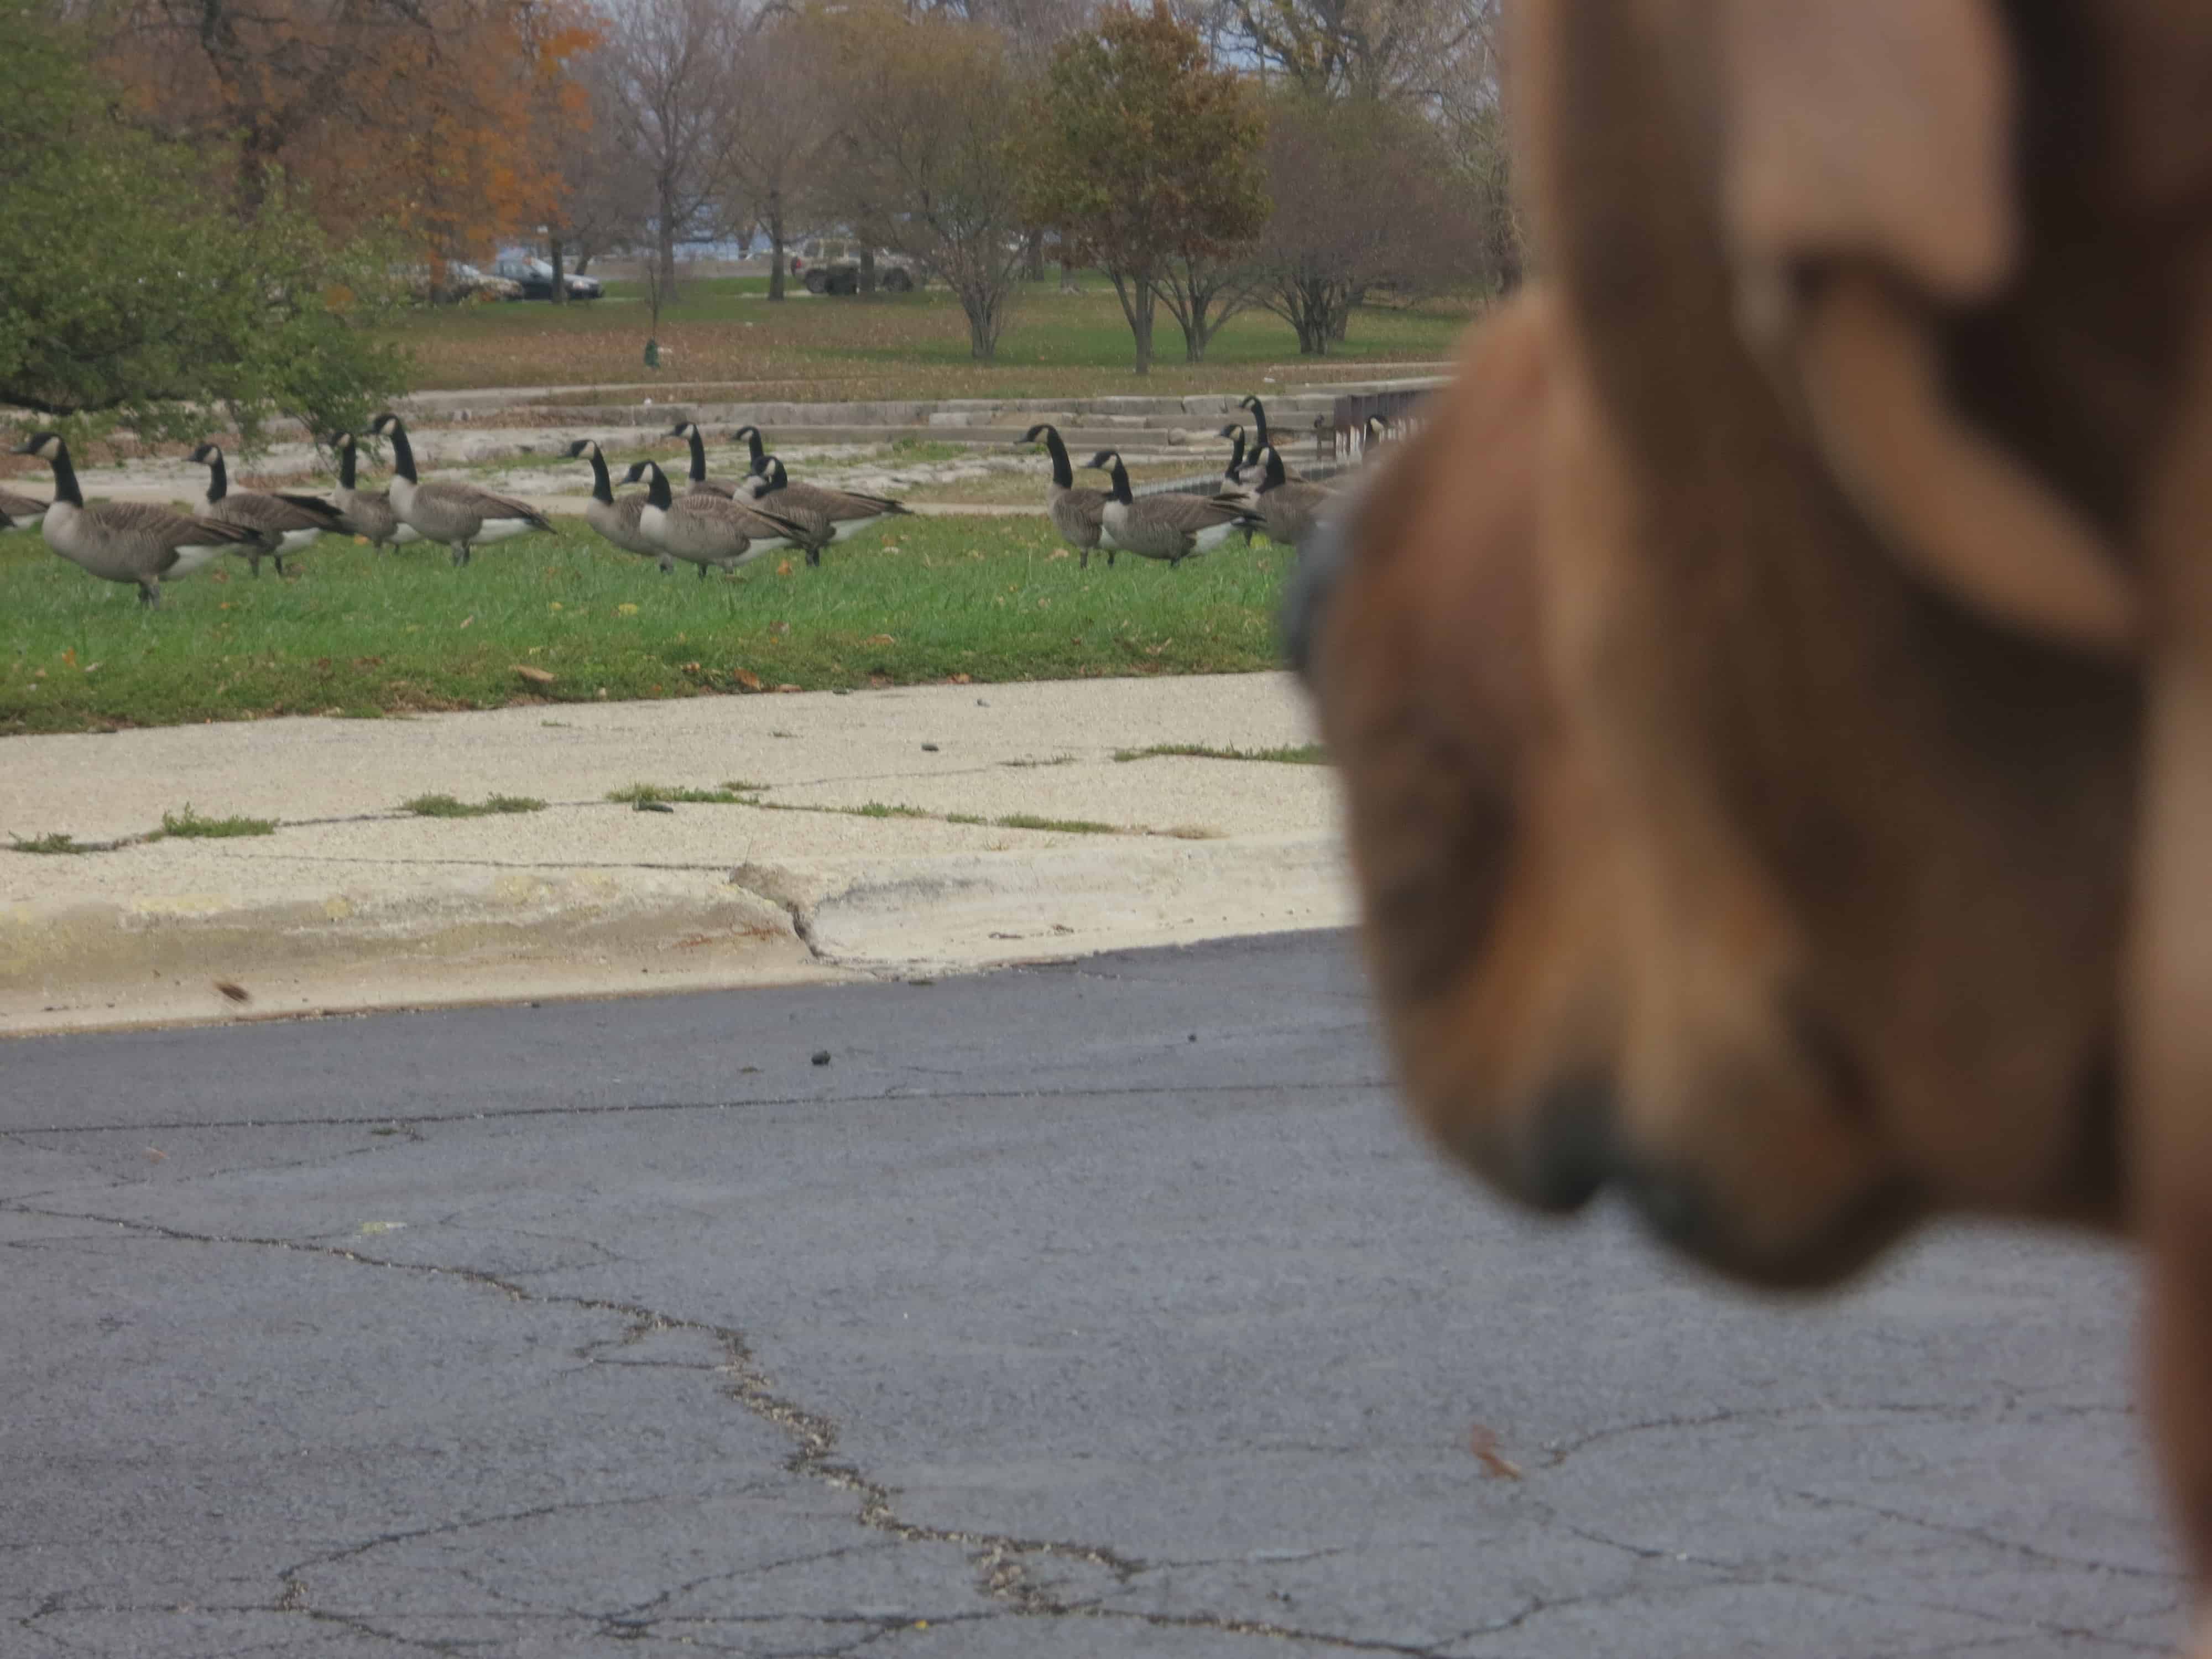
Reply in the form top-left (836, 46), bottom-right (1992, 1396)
top-left (606, 782), bottom-right (762, 805)
top-left (160, 804), bottom-right (277, 838)
top-left (7, 831), bottom-right (88, 854)
top-left (1113, 742), bottom-right (1328, 765)
top-left (403, 792), bottom-right (546, 818)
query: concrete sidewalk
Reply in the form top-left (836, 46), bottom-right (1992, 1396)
top-left (0, 674), bottom-right (1350, 1036)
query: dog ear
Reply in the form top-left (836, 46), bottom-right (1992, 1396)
top-left (1715, 1), bottom-right (2143, 658)
top-left (1719, 0), bottom-right (2016, 301)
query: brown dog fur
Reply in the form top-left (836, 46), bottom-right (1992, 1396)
top-left (1308, 0), bottom-right (2212, 1615)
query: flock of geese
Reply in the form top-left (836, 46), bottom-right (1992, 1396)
top-left (1022, 395), bottom-right (1348, 570)
top-left (0, 393), bottom-right (1356, 608)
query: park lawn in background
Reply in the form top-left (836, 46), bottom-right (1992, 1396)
top-left (0, 514), bottom-right (1291, 734)
top-left (383, 278), bottom-right (1475, 398)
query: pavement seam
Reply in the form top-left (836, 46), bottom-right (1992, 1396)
top-left (5, 1197), bottom-right (1457, 1656)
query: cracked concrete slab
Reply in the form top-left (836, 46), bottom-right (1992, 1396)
top-left (0, 934), bottom-right (2179, 1656)
top-left (2, 676), bottom-right (1350, 1035)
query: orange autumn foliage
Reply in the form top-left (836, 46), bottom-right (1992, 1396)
top-left (93, 0), bottom-right (598, 253)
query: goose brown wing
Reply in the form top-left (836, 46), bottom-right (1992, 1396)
top-left (0, 488), bottom-right (46, 520)
top-left (1051, 486), bottom-right (1106, 540)
top-left (98, 500), bottom-right (262, 549)
top-left (1145, 492), bottom-right (1251, 534)
top-left (419, 479), bottom-right (554, 531)
top-left (222, 491), bottom-right (340, 535)
top-left (272, 492), bottom-right (347, 525)
top-left (815, 485), bottom-right (909, 519)
top-left (687, 478), bottom-right (738, 499)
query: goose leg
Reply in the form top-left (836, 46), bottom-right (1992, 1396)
top-left (274, 555), bottom-right (288, 577)
top-left (138, 581), bottom-right (160, 609)
top-left (697, 561), bottom-right (708, 581)
top-left (806, 547), bottom-right (822, 568)
top-left (1108, 549), bottom-right (1118, 568)
top-left (1079, 546), bottom-right (1091, 571)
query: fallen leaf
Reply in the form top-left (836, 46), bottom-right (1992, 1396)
top-left (1468, 1425), bottom-right (1522, 1480)
top-left (733, 668), bottom-right (764, 692)
top-left (948, 672), bottom-right (971, 684)
top-left (144, 1146), bottom-right (167, 1162)
top-left (775, 559), bottom-right (794, 576)
top-left (862, 633), bottom-right (896, 646)
top-left (774, 682), bottom-right (802, 693)
top-left (617, 603), bottom-right (639, 615)
top-left (458, 615), bottom-right (474, 629)
top-left (514, 664), bottom-right (557, 686)
top-left (214, 980), bottom-right (251, 1004)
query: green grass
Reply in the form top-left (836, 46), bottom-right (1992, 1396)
top-left (607, 782), bottom-right (763, 804)
top-left (0, 515), bottom-right (1291, 734)
top-left (159, 805), bottom-right (277, 838)
top-left (1114, 742), bottom-right (1327, 764)
top-left (7, 831), bottom-right (89, 854)
top-left (995, 813), bottom-right (1121, 834)
top-left (380, 277), bottom-right (1477, 399)
top-left (403, 792), bottom-right (546, 818)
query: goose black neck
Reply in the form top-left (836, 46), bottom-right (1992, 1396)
top-left (1261, 447), bottom-right (1286, 491)
top-left (1041, 427), bottom-right (1073, 489)
top-left (384, 422), bottom-right (417, 483)
top-left (1107, 461), bottom-right (1133, 505)
top-left (643, 462), bottom-right (672, 510)
top-left (41, 443), bottom-right (84, 508)
top-left (584, 448), bottom-right (613, 505)
top-left (682, 427), bottom-right (708, 484)
top-left (1246, 399), bottom-right (1270, 446)
top-left (337, 441), bottom-right (358, 492)
top-left (758, 460), bottom-right (787, 495)
top-left (204, 449), bottom-right (229, 502)
top-left (734, 427), bottom-right (766, 469)
top-left (1222, 430), bottom-right (1244, 478)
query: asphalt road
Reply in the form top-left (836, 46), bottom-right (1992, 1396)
top-left (0, 931), bottom-right (2180, 1658)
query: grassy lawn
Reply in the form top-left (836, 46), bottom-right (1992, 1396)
top-left (385, 277), bottom-right (1476, 398)
top-left (0, 514), bottom-right (1292, 735)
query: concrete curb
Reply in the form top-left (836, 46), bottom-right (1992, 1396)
top-left (0, 836), bottom-right (1354, 1036)
top-left (0, 869), bottom-right (838, 1036)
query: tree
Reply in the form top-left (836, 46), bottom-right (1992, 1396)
top-left (807, 0), bottom-right (1030, 359)
top-left (725, 19), bottom-right (831, 302)
top-left (544, 43), bottom-right (655, 284)
top-left (1, 0), bottom-right (405, 446)
top-left (1251, 93), bottom-right (1485, 354)
top-left (1025, 3), bottom-right (1267, 372)
top-left (93, 0), bottom-right (597, 252)
top-left (603, 0), bottom-right (750, 301)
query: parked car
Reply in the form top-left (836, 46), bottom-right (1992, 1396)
top-left (789, 237), bottom-right (918, 295)
top-left (493, 257), bottom-right (603, 301)
top-left (396, 262), bottom-right (523, 305)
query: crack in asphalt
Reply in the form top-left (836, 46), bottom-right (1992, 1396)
top-left (1545, 1514), bottom-right (2171, 1654)
top-left (3, 1200), bottom-right (1459, 1656)
top-left (1, 1076), bottom-right (1389, 1140)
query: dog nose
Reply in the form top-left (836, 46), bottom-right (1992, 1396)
top-left (1520, 1074), bottom-right (1616, 1212)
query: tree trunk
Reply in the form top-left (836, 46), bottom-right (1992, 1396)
top-left (767, 195), bottom-right (787, 301)
top-left (1024, 228), bottom-right (1046, 283)
top-left (965, 290), bottom-right (998, 360)
top-left (860, 246), bottom-right (878, 296)
top-left (1107, 271), bottom-right (1157, 376)
top-left (549, 236), bottom-right (567, 306)
top-left (655, 192), bottom-right (679, 307)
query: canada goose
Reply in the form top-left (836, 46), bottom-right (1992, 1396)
top-left (327, 432), bottom-right (424, 552)
top-left (190, 442), bottom-right (345, 577)
top-left (728, 426), bottom-right (910, 542)
top-left (12, 432), bottom-right (260, 607)
top-left (366, 413), bottom-right (554, 566)
top-left (735, 457), bottom-right (837, 566)
top-left (1019, 423), bottom-right (1110, 568)
top-left (1084, 449), bottom-right (1252, 565)
top-left (621, 460), bottom-right (810, 578)
top-left (1215, 423), bottom-right (1263, 494)
top-left (1240, 445), bottom-right (1337, 548)
top-left (1237, 396), bottom-right (1306, 481)
top-left (1, 487), bottom-right (48, 533)
top-left (665, 421), bottom-right (738, 499)
top-left (568, 441), bottom-right (673, 572)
